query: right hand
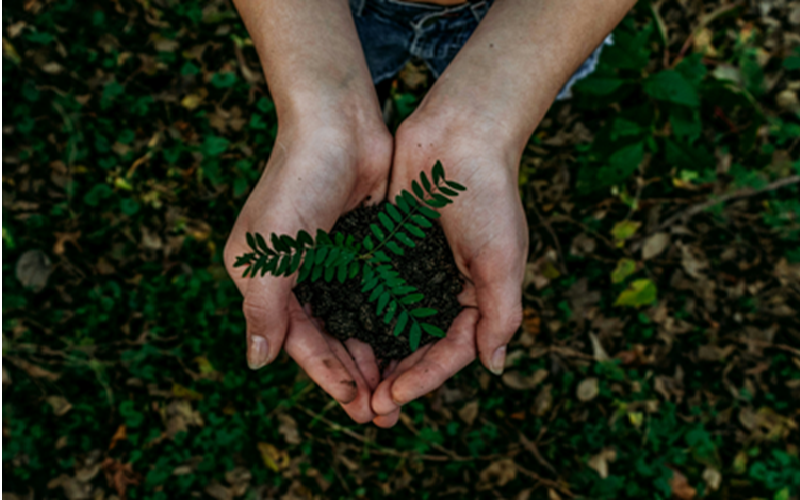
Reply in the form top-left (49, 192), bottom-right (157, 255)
top-left (224, 114), bottom-right (393, 423)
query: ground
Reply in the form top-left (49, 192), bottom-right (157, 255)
top-left (2, 0), bottom-right (800, 499)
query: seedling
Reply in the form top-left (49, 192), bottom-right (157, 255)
top-left (234, 161), bottom-right (466, 351)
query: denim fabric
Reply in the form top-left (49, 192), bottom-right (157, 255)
top-left (349, 0), bottom-right (613, 101)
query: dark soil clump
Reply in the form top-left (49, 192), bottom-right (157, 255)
top-left (294, 205), bottom-right (463, 360)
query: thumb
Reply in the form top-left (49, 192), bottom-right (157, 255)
top-left (473, 258), bottom-right (524, 376)
top-left (242, 277), bottom-right (292, 369)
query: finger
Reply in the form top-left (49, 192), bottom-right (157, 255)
top-left (345, 338), bottom-right (380, 391)
top-left (323, 334), bottom-right (376, 424)
top-left (284, 300), bottom-right (360, 405)
top-left (371, 343), bottom-right (435, 416)
top-left (389, 308), bottom-right (479, 405)
top-left (472, 258), bottom-right (524, 375)
top-left (373, 408), bottom-right (401, 428)
top-left (241, 275), bottom-right (293, 370)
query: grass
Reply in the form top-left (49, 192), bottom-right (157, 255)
top-left (3, 0), bottom-right (800, 499)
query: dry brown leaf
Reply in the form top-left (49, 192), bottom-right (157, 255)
top-left (533, 384), bottom-right (553, 416)
top-left (589, 332), bottom-right (611, 361)
top-left (53, 231), bottom-right (81, 255)
top-left (642, 232), bottom-right (670, 260)
top-left (702, 467), bottom-right (721, 491)
top-left (7, 357), bottom-right (60, 381)
top-left (108, 424), bottom-right (127, 450)
top-left (669, 467), bottom-right (696, 500)
top-left (101, 458), bottom-right (142, 500)
top-left (478, 458), bottom-right (517, 488)
top-left (205, 480), bottom-right (233, 500)
top-left (277, 413), bottom-right (301, 445)
top-left (16, 249), bottom-right (53, 292)
top-left (458, 400), bottom-right (480, 426)
top-left (503, 369), bottom-right (548, 391)
top-left (576, 378), bottom-right (600, 402)
top-left (257, 443), bottom-right (289, 472)
top-left (46, 395), bottom-right (72, 416)
top-left (587, 448), bottom-right (617, 479)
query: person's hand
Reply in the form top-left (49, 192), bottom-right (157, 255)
top-left (370, 104), bottom-right (528, 428)
top-left (224, 111), bottom-right (393, 423)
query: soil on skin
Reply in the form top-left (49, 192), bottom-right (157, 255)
top-left (294, 205), bottom-right (463, 360)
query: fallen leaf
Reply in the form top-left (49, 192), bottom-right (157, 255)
top-left (205, 480), bottom-right (233, 500)
top-left (589, 332), bottom-right (611, 362)
top-left (108, 424), bottom-right (127, 450)
top-left (257, 443), bottom-right (289, 472)
top-left (533, 384), bottom-right (553, 416)
top-left (6, 357), bottom-right (60, 381)
top-left (101, 458), bottom-right (142, 500)
top-left (478, 458), bottom-right (517, 488)
top-left (587, 448), bottom-right (617, 478)
top-left (702, 467), bottom-right (721, 491)
top-left (277, 413), bottom-right (301, 445)
top-left (458, 400), bottom-right (480, 426)
top-left (181, 93), bottom-right (203, 110)
top-left (503, 369), bottom-right (548, 391)
top-left (611, 220), bottom-right (641, 245)
top-left (15, 249), bottom-right (53, 292)
top-left (642, 232), bottom-right (669, 260)
top-left (576, 378), bottom-right (600, 402)
top-left (611, 258), bottom-right (637, 283)
top-left (224, 467), bottom-right (251, 497)
top-left (46, 395), bottom-right (72, 416)
top-left (669, 467), bottom-right (696, 500)
top-left (53, 231), bottom-right (81, 255)
top-left (615, 279), bottom-right (657, 307)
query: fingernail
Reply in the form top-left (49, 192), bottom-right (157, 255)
top-left (248, 335), bottom-right (269, 370)
top-left (489, 346), bottom-right (506, 375)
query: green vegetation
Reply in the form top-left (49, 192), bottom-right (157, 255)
top-left (235, 162), bottom-right (464, 350)
top-left (3, 0), bottom-right (799, 499)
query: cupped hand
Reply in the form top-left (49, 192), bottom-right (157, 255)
top-left (224, 117), bottom-right (393, 423)
top-left (371, 109), bottom-right (529, 428)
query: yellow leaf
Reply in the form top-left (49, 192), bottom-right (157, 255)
top-left (172, 383), bottom-right (203, 401)
top-left (611, 258), bottom-right (637, 284)
top-left (615, 279), bottom-right (657, 307)
top-left (611, 221), bottom-right (641, 246)
top-left (257, 443), bottom-right (289, 472)
top-left (181, 94), bottom-right (203, 110)
top-left (114, 177), bottom-right (133, 191)
top-left (3, 38), bottom-right (21, 64)
top-left (628, 412), bottom-right (643, 427)
top-left (541, 261), bottom-right (561, 279)
top-left (194, 356), bottom-right (216, 375)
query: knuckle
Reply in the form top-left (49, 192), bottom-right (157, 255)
top-left (242, 298), bottom-right (270, 322)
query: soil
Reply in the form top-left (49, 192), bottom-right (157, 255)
top-left (294, 205), bottom-right (463, 360)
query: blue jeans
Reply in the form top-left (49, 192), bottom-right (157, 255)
top-left (349, 0), bottom-right (613, 100)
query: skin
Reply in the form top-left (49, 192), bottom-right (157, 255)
top-left (225, 0), bottom-right (636, 427)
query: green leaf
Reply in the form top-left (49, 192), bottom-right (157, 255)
top-left (410, 308), bottom-right (437, 318)
top-left (276, 254), bottom-right (291, 275)
top-left (288, 250), bottom-right (303, 275)
top-left (376, 292), bottom-right (391, 314)
top-left (409, 323), bottom-right (422, 351)
top-left (363, 235), bottom-right (374, 251)
top-left (369, 284), bottom-right (384, 302)
top-left (394, 311), bottom-right (409, 336)
top-left (246, 232), bottom-right (256, 250)
top-left (611, 220), bottom-right (641, 243)
top-left (432, 161), bottom-right (445, 184)
top-left (362, 276), bottom-right (379, 293)
top-left (411, 215), bottom-right (433, 228)
top-left (412, 180), bottom-right (424, 199)
top-left (404, 223), bottom-right (425, 238)
top-left (424, 197), bottom-right (448, 209)
top-left (297, 254), bottom-right (314, 283)
top-left (314, 247), bottom-right (329, 265)
top-left (401, 293), bottom-right (424, 304)
top-left (665, 138), bottom-right (715, 172)
top-left (396, 195), bottom-right (410, 214)
top-left (334, 232), bottom-right (345, 246)
top-left (370, 224), bottom-right (385, 241)
top-left (315, 229), bottom-right (331, 246)
top-left (614, 279), bottom-right (658, 307)
top-left (418, 205), bottom-right (441, 219)
top-left (386, 204), bottom-right (402, 223)
top-left (348, 261), bottom-right (360, 279)
top-left (372, 251), bottom-right (391, 263)
top-left (383, 301), bottom-right (397, 323)
top-left (255, 233), bottom-right (270, 254)
top-left (445, 180), bottom-right (466, 192)
top-left (643, 70), bottom-right (700, 107)
top-left (386, 241), bottom-right (404, 256)
top-left (324, 264), bottom-right (335, 283)
top-left (325, 247), bottom-right (341, 267)
top-left (311, 263), bottom-right (324, 282)
top-left (669, 105), bottom-right (702, 144)
top-left (438, 186), bottom-right (458, 197)
top-left (402, 190), bottom-right (419, 207)
top-left (395, 232), bottom-right (415, 248)
top-left (421, 323), bottom-right (445, 337)
top-left (272, 233), bottom-right (290, 253)
top-left (392, 285), bottom-right (417, 295)
top-left (420, 171), bottom-right (432, 193)
top-left (337, 263), bottom-right (347, 283)
top-left (296, 230), bottom-right (313, 247)
top-left (378, 212), bottom-right (395, 232)
top-left (611, 258), bottom-right (637, 284)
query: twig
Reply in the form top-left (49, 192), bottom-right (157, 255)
top-left (530, 202), bottom-right (568, 274)
top-left (673, 2), bottom-right (743, 65)
top-left (518, 432), bottom-right (557, 474)
top-left (652, 175), bottom-right (800, 234)
top-left (514, 464), bottom-right (574, 497)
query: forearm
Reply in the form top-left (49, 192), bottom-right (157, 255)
top-left (420, 0), bottom-right (636, 154)
top-left (233, 0), bottom-right (380, 127)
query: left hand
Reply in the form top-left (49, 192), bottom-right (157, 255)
top-left (370, 102), bottom-right (529, 428)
